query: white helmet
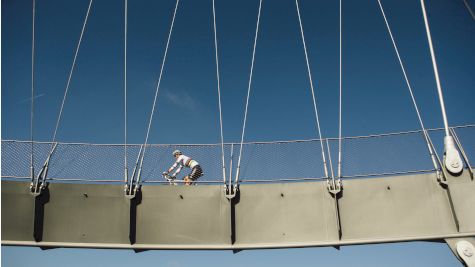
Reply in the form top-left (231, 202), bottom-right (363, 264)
top-left (172, 150), bottom-right (182, 156)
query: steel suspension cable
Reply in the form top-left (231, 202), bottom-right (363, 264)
top-left (420, 0), bottom-right (450, 137)
top-left (212, 0), bottom-right (227, 184)
top-left (136, 0), bottom-right (180, 183)
top-left (338, 0), bottom-right (343, 179)
top-left (462, 0), bottom-right (475, 21)
top-left (295, 0), bottom-right (329, 179)
top-left (377, 0), bottom-right (439, 172)
top-left (420, 0), bottom-right (464, 175)
top-left (234, 0), bottom-right (263, 184)
top-left (124, 0), bottom-right (128, 183)
top-left (30, 0), bottom-right (92, 192)
top-left (377, 2), bottom-right (428, 136)
top-left (51, 0), bottom-right (93, 145)
top-left (30, 0), bottom-right (36, 183)
top-left (377, 1), bottom-right (430, 129)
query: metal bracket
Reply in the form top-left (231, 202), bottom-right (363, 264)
top-left (224, 184), bottom-right (238, 200)
top-left (457, 240), bottom-right (475, 267)
top-left (326, 177), bottom-right (343, 239)
top-left (125, 170), bottom-right (141, 199)
top-left (327, 179), bottom-right (342, 195)
top-left (125, 183), bottom-right (140, 199)
top-left (444, 136), bottom-right (464, 176)
top-left (30, 143), bottom-right (58, 196)
top-left (30, 166), bottom-right (48, 196)
top-left (124, 166), bottom-right (141, 199)
top-left (324, 139), bottom-right (342, 195)
top-left (125, 145), bottom-right (145, 199)
top-left (446, 238), bottom-right (475, 267)
top-left (323, 139), bottom-right (343, 239)
top-left (434, 134), bottom-right (467, 233)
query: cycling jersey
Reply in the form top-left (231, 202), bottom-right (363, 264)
top-left (168, 154), bottom-right (199, 177)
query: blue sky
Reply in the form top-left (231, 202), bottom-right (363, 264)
top-left (2, 0), bottom-right (474, 266)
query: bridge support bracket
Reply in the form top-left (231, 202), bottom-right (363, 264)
top-left (124, 184), bottom-right (140, 200)
top-left (124, 168), bottom-right (141, 199)
top-left (226, 184), bottom-right (240, 246)
top-left (30, 177), bottom-right (47, 197)
top-left (30, 162), bottom-right (50, 197)
top-left (30, 143), bottom-right (58, 196)
top-left (444, 136), bottom-right (464, 176)
top-left (33, 187), bottom-right (50, 242)
top-left (224, 184), bottom-right (238, 200)
top-left (128, 189), bottom-right (142, 245)
top-left (327, 179), bottom-right (343, 239)
top-left (446, 238), bottom-right (475, 267)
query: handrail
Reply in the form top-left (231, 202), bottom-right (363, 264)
top-left (3, 124), bottom-right (474, 146)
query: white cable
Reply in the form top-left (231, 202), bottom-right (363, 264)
top-left (377, 0), bottom-right (440, 174)
top-left (420, 0), bottom-right (450, 137)
top-left (30, 0), bottom-right (36, 183)
top-left (212, 0), bottom-right (227, 184)
top-left (235, 0), bottom-right (262, 183)
top-left (338, 0), bottom-right (343, 179)
top-left (37, 0), bottom-right (93, 190)
top-left (137, 0), bottom-right (180, 181)
top-left (462, 0), bottom-right (475, 21)
top-left (51, 0), bottom-right (93, 144)
top-left (377, 0), bottom-right (428, 133)
top-left (295, 0), bottom-right (329, 179)
top-left (124, 0), bottom-right (128, 183)
top-left (420, 0), bottom-right (464, 175)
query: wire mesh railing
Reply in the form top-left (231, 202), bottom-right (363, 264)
top-left (336, 130), bottom-right (436, 178)
top-left (1, 125), bottom-right (474, 184)
top-left (452, 126), bottom-right (475, 170)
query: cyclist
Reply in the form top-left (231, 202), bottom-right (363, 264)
top-left (165, 150), bottom-right (203, 185)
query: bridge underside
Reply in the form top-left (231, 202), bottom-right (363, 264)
top-left (2, 172), bottom-right (475, 250)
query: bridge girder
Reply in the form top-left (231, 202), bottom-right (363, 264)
top-left (2, 172), bottom-right (475, 254)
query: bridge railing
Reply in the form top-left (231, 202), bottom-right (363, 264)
top-left (451, 125), bottom-right (475, 168)
top-left (2, 125), bottom-right (474, 184)
top-left (336, 130), bottom-right (437, 179)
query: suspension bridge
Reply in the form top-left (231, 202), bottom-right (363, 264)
top-left (2, 0), bottom-right (475, 266)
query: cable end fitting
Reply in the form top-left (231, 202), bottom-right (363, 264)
top-left (444, 136), bottom-right (463, 175)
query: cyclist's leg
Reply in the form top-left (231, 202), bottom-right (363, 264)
top-left (188, 166), bottom-right (203, 185)
top-left (184, 175), bottom-right (191, 185)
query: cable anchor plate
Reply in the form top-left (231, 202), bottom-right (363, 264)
top-left (444, 136), bottom-right (464, 176)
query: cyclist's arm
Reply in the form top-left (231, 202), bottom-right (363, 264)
top-left (172, 165), bottom-right (183, 177)
top-left (168, 157), bottom-right (181, 173)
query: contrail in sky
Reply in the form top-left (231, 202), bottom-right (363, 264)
top-left (18, 93), bottom-right (46, 104)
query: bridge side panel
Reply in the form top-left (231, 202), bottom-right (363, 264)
top-left (2, 173), bottom-right (474, 249)
top-left (338, 174), bottom-right (459, 240)
top-left (447, 174), bottom-right (475, 232)
top-left (234, 182), bottom-right (339, 245)
top-left (135, 185), bottom-right (231, 245)
top-left (1, 182), bottom-right (35, 242)
top-left (41, 183), bottom-right (130, 244)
